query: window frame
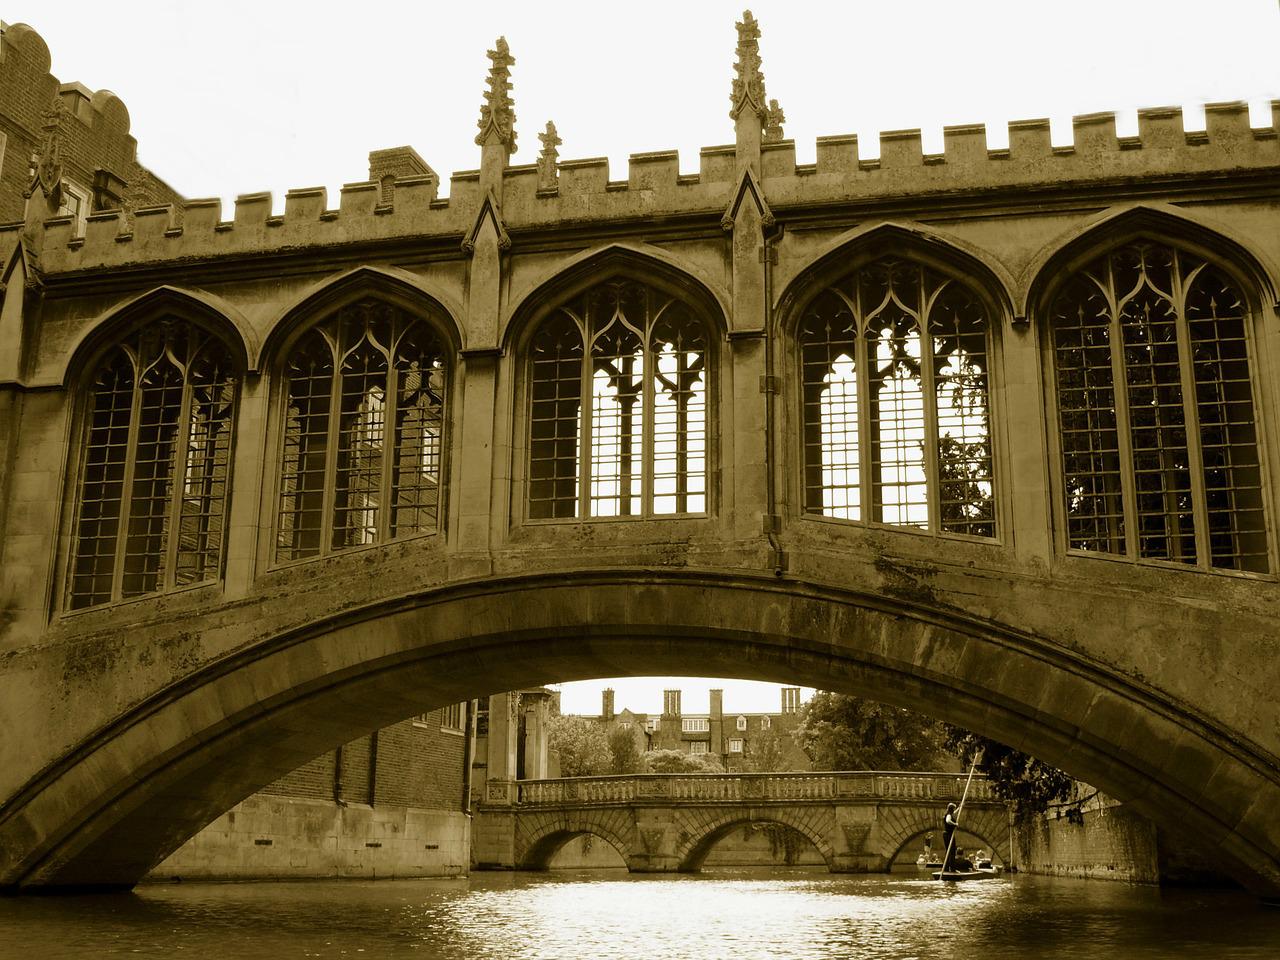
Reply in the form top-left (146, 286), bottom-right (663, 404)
top-left (514, 271), bottom-right (720, 525)
top-left (61, 313), bottom-right (241, 614)
top-left (266, 293), bottom-right (455, 570)
top-left (1039, 235), bottom-right (1276, 578)
top-left (788, 251), bottom-right (1007, 544)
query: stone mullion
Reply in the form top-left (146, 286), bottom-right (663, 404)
top-left (1106, 261), bottom-right (1139, 560)
top-left (1170, 259), bottom-right (1212, 568)
top-left (318, 350), bottom-right (344, 554)
top-left (919, 279), bottom-right (941, 534)
top-left (160, 371), bottom-right (196, 590)
top-left (380, 361), bottom-right (400, 542)
top-left (109, 360), bottom-right (144, 602)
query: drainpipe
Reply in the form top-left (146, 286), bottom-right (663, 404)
top-left (333, 744), bottom-right (346, 806)
top-left (763, 225), bottom-right (785, 576)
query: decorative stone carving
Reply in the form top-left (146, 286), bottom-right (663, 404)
top-left (461, 188), bottom-right (512, 255)
top-left (28, 95), bottom-right (67, 205)
top-left (764, 98), bottom-right (786, 142)
top-left (476, 36), bottom-right (517, 153)
top-left (537, 121), bottom-right (561, 191)
top-left (729, 10), bottom-right (768, 122)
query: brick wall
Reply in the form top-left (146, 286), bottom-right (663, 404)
top-left (0, 22), bottom-right (181, 223)
top-left (259, 710), bottom-right (467, 811)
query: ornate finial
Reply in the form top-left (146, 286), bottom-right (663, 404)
top-left (730, 10), bottom-right (768, 122)
top-left (537, 121), bottom-right (561, 190)
top-left (476, 36), bottom-right (517, 153)
top-left (764, 98), bottom-right (786, 142)
top-left (27, 95), bottom-right (67, 204)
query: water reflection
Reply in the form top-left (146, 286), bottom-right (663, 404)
top-left (2, 870), bottom-right (1277, 960)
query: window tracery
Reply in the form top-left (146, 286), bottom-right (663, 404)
top-left (1050, 241), bottom-right (1267, 572)
top-left (276, 299), bottom-right (447, 562)
top-left (527, 278), bottom-right (708, 519)
top-left (799, 257), bottom-right (996, 537)
top-left (69, 318), bottom-right (237, 609)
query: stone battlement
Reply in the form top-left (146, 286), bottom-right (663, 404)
top-left (4, 99), bottom-right (1278, 275)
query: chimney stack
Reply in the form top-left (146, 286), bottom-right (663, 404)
top-left (602, 687), bottom-right (615, 720)
top-left (709, 688), bottom-right (724, 718)
top-left (663, 689), bottom-right (682, 717)
top-left (781, 687), bottom-right (800, 714)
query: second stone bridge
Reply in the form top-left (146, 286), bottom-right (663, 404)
top-left (474, 771), bottom-right (1010, 872)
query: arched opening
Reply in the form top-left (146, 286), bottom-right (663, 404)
top-left (887, 827), bottom-right (1005, 872)
top-left (62, 301), bottom-right (244, 611)
top-left (780, 225), bottom-right (1013, 540)
top-left (684, 820), bottom-right (827, 872)
top-left (266, 285), bottom-right (455, 564)
top-left (505, 247), bottom-right (728, 523)
top-left (543, 832), bottom-right (629, 870)
top-left (520, 828), bottom-right (629, 871)
top-left (1038, 234), bottom-right (1272, 573)
top-left (2, 576), bottom-right (1278, 895)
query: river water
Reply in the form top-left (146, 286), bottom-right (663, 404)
top-left (2, 869), bottom-right (1278, 959)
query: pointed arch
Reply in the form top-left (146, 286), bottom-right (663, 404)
top-left (1035, 204), bottom-right (1276, 574)
top-left (502, 242), bottom-right (730, 352)
top-left (512, 243), bottom-right (724, 521)
top-left (60, 285), bottom-right (252, 387)
top-left (776, 220), bottom-right (1017, 330)
top-left (259, 265), bottom-right (464, 368)
top-left (783, 221), bottom-right (1008, 536)
top-left (1021, 202), bottom-right (1280, 320)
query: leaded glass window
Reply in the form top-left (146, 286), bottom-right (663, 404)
top-left (527, 279), bottom-right (708, 519)
top-left (1051, 241), bottom-right (1268, 572)
top-left (799, 258), bottom-right (996, 537)
top-left (69, 319), bottom-right (237, 609)
top-left (276, 299), bottom-right (447, 562)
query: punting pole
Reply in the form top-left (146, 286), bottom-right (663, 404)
top-left (939, 749), bottom-right (983, 881)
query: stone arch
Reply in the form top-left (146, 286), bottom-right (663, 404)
top-left (775, 220), bottom-right (1018, 333)
top-left (877, 805), bottom-right (1011, 867)
top-left (0, 574), bottom-right (1277, 895)
top-left (675, 807), bottom-right (835, 871)
top-left (500, 242), bottom-right (731, 353)
top-left (1020, 202), bottom-right (1280, 321)
top-left (258, 264), bottom-right (465, 368)
top-left (58, 285), bottom-right (253, 386)
top-left (514, 809), bottom-right (633, 869)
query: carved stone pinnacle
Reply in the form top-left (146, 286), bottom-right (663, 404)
top-left (730, 9), bottom-right (768, 122)
top-left (476, 36), bottom-right (517, 153)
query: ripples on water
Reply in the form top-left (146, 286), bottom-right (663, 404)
top-left (2, 870), bottom-right (1278, 960)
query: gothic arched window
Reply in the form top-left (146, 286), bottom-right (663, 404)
top-left (798, 257), bottom-right (996, 537)
top-left (527, 278), bottom-right (709, 519)
top-left (1050, 241), bottom-right (1268, 572)
top-left (69, 319), bottom-right (238, 609)
top-left (276, 299), bottom-right (448, 562)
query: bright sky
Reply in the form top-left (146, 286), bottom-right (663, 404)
top-left (8, 0), bottom-right (1277, 713)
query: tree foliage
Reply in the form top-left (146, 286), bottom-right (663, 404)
top-left (793, 692), bottom-right (946, 771)
top-left (548, 714), bottom-right (610, 777)
top-left (642, 749), bottom-right (724, 774)
top-left (742, 724), bottom-right (790, 772)
top-left (606, 726), bottom-right (642, 774)
top-left (942, 726), bottom-right (1074, 820)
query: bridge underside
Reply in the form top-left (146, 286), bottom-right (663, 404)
top-left (0, 573), bottom-right (1278, 896)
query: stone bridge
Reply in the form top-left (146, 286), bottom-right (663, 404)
top-left (2, 17), bottom-right (1280, 895)
top-left (479, 772), bottom-right (1009, 873)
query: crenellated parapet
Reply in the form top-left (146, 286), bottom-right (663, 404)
top-left (4, 100), bottom-right (1278, 276)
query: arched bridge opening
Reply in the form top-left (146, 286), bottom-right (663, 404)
top-left (1, 575), bottom-right (1278, 898)
top-left (678, 816), bottom-right (832, 873)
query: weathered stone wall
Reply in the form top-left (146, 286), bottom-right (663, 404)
top-left (148, 795), bottom-right (469, 881)
top-left (1017, 800), bottom-right (1160, 884)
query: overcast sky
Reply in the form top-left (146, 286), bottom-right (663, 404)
top-left (8, 1), bottom-right (1277, 713)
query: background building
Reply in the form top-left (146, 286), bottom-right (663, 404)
top-left (589, 685), bottom-right (811, 772)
